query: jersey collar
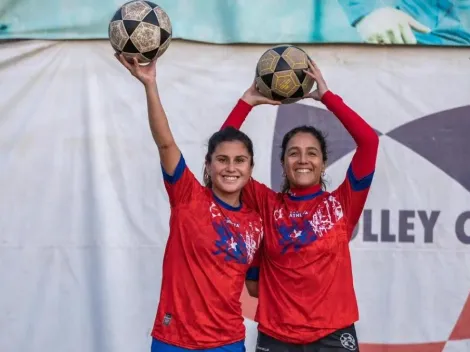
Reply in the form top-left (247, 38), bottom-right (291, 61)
top-left (212, 190), bottom-right (243, 211)
top-left (288, 184), bottom-right (323, 201)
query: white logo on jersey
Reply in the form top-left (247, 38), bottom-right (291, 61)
top-left (308, 195), bottom-right (343, 237)
top-left (209, 202), bottom-right (222, 218)
top-left (289, 210), bottom-right (309, 218)
top-left (274, 208), bottom-right (284, 221)
top-left (273, 195), bottom-right (344, 240)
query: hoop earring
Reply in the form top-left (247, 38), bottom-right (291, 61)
top-left (203, 170), bottom-right (210, 183)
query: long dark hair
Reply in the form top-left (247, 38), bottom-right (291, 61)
top-left (280, 125), bottom-right (328, 193)
top-left (203, 127), bottom-right (254, 187)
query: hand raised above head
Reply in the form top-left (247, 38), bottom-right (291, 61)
top-left (115, 54), bottom-right (157, 87)
top-left (302, 60), bottom-right (329, 101)
top-left (241, 81), bottom-right (282, 107)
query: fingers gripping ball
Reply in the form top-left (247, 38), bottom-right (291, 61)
top-left (108, 0), bottom-right (172, 63)
top-left (255, 45), bottom-right (315, 104)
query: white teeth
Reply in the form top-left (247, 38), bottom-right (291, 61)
top-left (295, 169), bottom-right (311, 173)
top-left (223, 176), bottom-right (238, 181)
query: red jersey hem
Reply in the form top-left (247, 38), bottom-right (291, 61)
top-left (151, 332), bottom-right (245, 350)
top-left (257, 319), bottom-right (358, 344)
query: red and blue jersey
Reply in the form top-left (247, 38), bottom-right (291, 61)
top-left (243, 166), bottom-right (373, 343)
top-left (223, 91), bottom-right (379, 344)
top-left (151, 155), bottom-right (264, 349)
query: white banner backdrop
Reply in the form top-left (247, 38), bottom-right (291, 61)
top-left (0, 39), bottom-right (469, 352)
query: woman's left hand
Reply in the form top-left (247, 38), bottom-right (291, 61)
top-left (303, 60), bottom-right (329, 101)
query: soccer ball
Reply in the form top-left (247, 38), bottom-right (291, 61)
top-left (108, 0), bottom-right (172, 63)
top-left (255, 45), bottom-right (315, 104)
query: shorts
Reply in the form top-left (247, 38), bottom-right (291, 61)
top-left (255, 325), bottom-right (359, 352)
top-left (151, 338), bottom-right (246, 352)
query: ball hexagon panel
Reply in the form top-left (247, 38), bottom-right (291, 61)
top-left (130, 22), bottom-right (161, 54)
top-left (121, 0), bottom-right (152, 21)
top-left (257, 50), bottom-right (281, 76)
top-left (154, 6), bottom-right (172, 33)
top-left (109, 21), bottom-right (129, 51)
top-left (272, 70), bottom-right (301, 98)
top-left (282, 46), bottom-right (309, 69)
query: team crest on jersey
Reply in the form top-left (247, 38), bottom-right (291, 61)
top-left (210, 202), bottom-right (262, 264)
top-left (275, 195), bottom-right (343, 254)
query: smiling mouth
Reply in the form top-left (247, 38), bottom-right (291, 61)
top-left (295, 169), bottom-right (312, 174)
top-left (222, 176), bottom-right (240, 182)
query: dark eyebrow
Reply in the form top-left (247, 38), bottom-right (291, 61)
top-left (306, 146), bottom-right (320, 152)
top-left (214, 154), bottom-right (249, 159)
top-left (286, 146), bottom-right (300, 152)
top-left (287, 146), bottom-right (319, 152)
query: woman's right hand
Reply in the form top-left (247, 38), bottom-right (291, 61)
top-left (241, 81), bottom-right (281, 107)
top-left (115, 54), bottom-right (157, 88)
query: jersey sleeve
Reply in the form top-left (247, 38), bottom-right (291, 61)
top-left (334, 164), bottom-right (374, 237)
top-left (161, 154), bottom-right (201, 207)
top-left (220, 99), bottom-right (253, 130)
top-left (241, 178), bottom-right (276, 214)
top-left (321, 91), bottom-right (379, 237)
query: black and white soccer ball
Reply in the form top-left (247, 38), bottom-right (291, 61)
top-left (108, 0), bottom-right (172, 63)
top-left (255, 45), bottom-right (315, 104)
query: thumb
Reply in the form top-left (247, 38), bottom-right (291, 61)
top-left (405, 14), bottom-right (431, 33)
top-left (261, 97), bottom-right (281, 105)
top-left (302, 91), bottom-right (314, 99)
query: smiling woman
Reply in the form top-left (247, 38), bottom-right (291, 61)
top-left (280, 126), bottom-right (328, 192)
top-left (113, 55), bottom-right (264, 352)
top-left (220, 60), bottom-right (380, 351)
top-left (203, 127), bottom-right (254, 208)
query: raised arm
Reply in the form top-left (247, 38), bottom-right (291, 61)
top-left (322, 91), bottom-right (378, 178)
top-left (220, 81), bottom-right (280, 130)
top-left (218, 83), bottom-right (282, 211)
top-left (116, 55), bottom-right (180, 175)
top-left (304, 61), bottom-right (379, 233)
top-left (304, 61), bottom-right (379, 179)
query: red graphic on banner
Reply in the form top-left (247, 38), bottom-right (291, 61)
top-left (449, 293), bottom-right (470, 340)
top-left (360, 342), bottom-right (446, 352)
